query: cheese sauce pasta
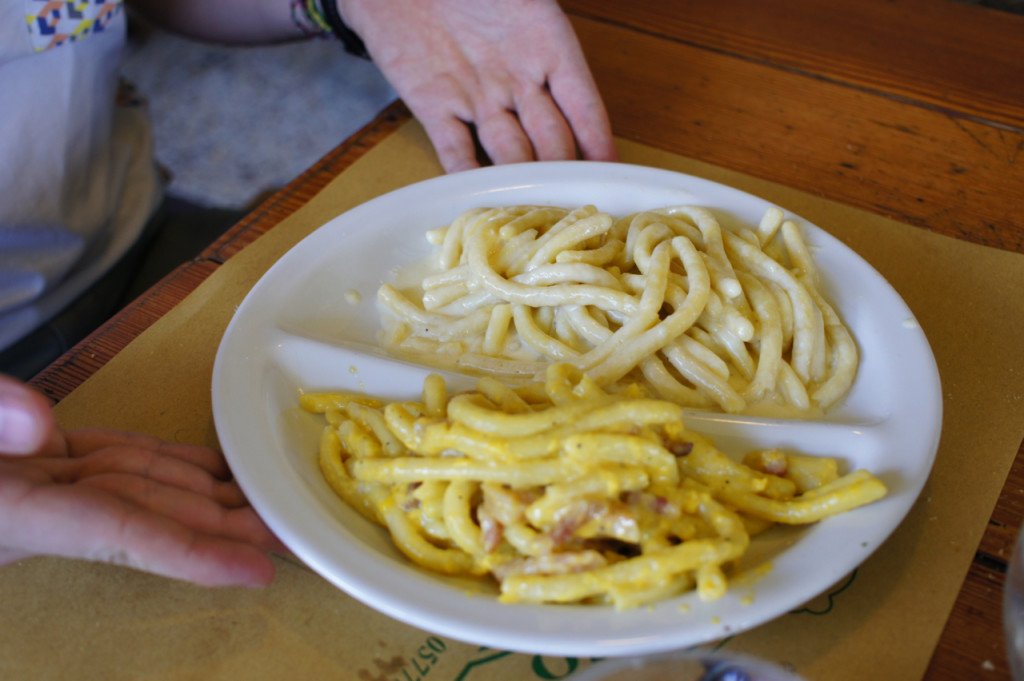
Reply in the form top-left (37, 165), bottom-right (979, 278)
top-left (301, 365), bottom-right (886, 609)
top-left (377, 204), bottom-right (858, 416)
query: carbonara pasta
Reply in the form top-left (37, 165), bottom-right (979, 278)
top-left (303, 365), bottom-right (886, 609)
top-left (377, 204), bottom-right (858, 416)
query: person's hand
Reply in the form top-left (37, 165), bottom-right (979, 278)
top-left (338, 0), bottom-right (616, 172)
top-left (0, 376), bottom-right (280, 587)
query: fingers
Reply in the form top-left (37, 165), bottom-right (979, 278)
top-left (159, 535), bottom-right (277, 588)
top-left (403, 60), bottom-right (603, 171)
top-left (65, 429), bottom-right (232, 480)
top-left (529, 5), bottom-right (616, 162)
top-left (0, 434), bottom-right (286, 586)
top-left (418, 94), bottom-right (580, 173)
top-left (22, 428), bottom-right (283, 554)
top-left (514, 85), bottom-right (577, 162)
top-left (5, 453), bottom-right (280, 552)
top-left (475, 108), bottom-right (534, 166)
top-left (72, 493), bottom-right (278, 587)
top-left (80, 473), bottom-right (277, 550)
top-left (419, 77), bottom-right (612, 172)
top-left (0, 477), bottom-right (279, 587)
top-left (548, 63), bottom-right (617, 162)
top-left (0, 375), bottom-right (60, 456)
top-left (417, 113), bottom-right (480, 173)
top-left (38, 446), bottom-right (247, 508)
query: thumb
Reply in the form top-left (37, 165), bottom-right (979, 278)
top-left (0, 375), bottom-right (57, 456)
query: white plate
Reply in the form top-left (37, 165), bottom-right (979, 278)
top-left (212, 161), bottom-right (941, 657)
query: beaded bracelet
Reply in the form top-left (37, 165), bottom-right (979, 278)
top-left (290, 0), bottom-right (369, 59)
top-left (289, 0), bottom-right (328, 37)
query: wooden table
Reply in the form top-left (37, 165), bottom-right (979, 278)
top-left (29, 1), bottom-right (1024, 678)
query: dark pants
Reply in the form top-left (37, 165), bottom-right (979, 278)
top-left (0, 196), bottom-right (245, 381)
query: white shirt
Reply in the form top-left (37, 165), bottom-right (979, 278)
top-left (0, 0), bottom-right (161, 351)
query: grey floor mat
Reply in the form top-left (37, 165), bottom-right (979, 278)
top-left (122, 27), bottom-right (396, 210)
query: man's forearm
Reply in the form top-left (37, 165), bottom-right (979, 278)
top-left (128, 0), bottom-right (308, 44)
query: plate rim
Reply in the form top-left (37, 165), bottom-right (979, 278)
top-left (212, 160), bottom-right (942, 657)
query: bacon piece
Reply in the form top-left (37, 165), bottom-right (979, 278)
top-left (477, 505), bottom-right (504, 553)
top-left (623, 491), bottom-right (680, 518)
top-left (481, 484), bottom-right (531, 525)
top-left (492, 550), bottom-right (607, 581)
top-left (550, 499), bottom-right (641, 545)
top-left (667, 440), bottom-right (694, 457)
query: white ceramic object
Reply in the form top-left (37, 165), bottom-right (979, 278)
top-left (212, 161), bottom-right (941, 657)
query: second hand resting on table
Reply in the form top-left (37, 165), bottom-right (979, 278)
top-left (337, 0), bottom-right (617, 172)
top-left (0, 376), bottom-right (281, 587)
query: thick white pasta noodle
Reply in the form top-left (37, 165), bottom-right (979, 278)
top-left (377, 204), bottom-right (858, 415)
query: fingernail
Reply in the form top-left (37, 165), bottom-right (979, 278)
top-left (0, 397), bottom-right (42, 454)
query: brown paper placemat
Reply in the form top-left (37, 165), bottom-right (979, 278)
top-left (4, 122), bottom-right (1024, 681)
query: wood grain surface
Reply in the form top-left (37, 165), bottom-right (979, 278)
top-left (564, 1), bottom-right (1024, 253)
top-left (28, 1), bottom-right (1024, 678)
